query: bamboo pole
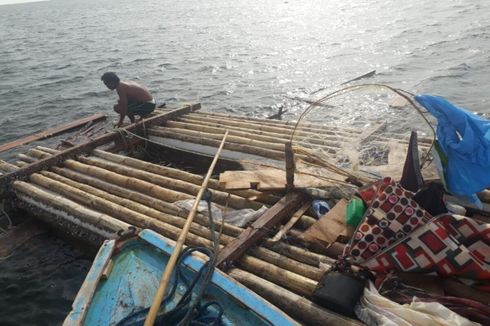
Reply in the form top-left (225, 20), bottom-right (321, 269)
top-left (175, 117), bottom-right (343, 151)
top-left (29, 147), bottom-right (328, 266)
top-left (13, 181), bottom-right (130, 237)
top-left (177, 116), bottom-right (348, 145)
top-left (75, 155), bottom-right (261, 210)
top-left (0, 160), bottom-right (18, 172)
top-left (36, 146), bottom-right (272, 204)
top-left (148, 128), bottom-right (287, 160)
top-left (189, 111), bottom-right (361, 135)
top-left (28, 149), bottom-right (195, 204)
top-left (145, 131), bottom-right (229, 326)
top-left (161, 121), bottom-right (342, 151)
top-left (184, 113), bottom-right (354, 138)
top-left (228, 269), bottom-right (362, 326)
top-left (91, 149), bottom-right (277, 205)
top-left (35, 169), bottom-right (323, 280)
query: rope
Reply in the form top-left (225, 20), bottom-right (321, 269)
top-left (117, 190), bottom-right (223, 326)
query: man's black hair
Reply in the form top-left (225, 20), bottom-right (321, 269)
top-left (101, 72), bottom-right (120, 85)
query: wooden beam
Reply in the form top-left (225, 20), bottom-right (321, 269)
top-left (270, 201), bottom-right (311, 242)
top-left (0, 104), bottom-right (200, 194)
top-left (217, 191), bottom-right (307, 270)
top-left (0, 113), bottom-right (107, 154)
top-left (285, 142), bottom-right (295, 191)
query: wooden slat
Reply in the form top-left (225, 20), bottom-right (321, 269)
top-left (0, 104), bottom-right (200, 194)
top-left (270, 201), bottom-right (311, 242)
top-left (0, 113), bottom-right (107, 154)
top-left (217, 192), bottom-right (307, 270)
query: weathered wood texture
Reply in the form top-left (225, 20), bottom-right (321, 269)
top-left (0, 113), bottom-right (106, 154)
top-left (217, 192), bottom-right (307, 270)
top-left (0, 104), bottom-right (200, 194)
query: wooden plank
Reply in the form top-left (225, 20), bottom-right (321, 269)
top-left (270, 201), bottom-right (311, 242)
top-left (0, 104), bottom-right (200, 194)
top-left (219, 169), bottom-right (336, 190)
top-left (217, 192), bottom-right (307, 270)
top-left (0, 113), bottom-right (106, 154)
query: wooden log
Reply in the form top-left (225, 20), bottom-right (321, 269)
top-left (217, 192), bottom-right (307, 270)
top-left (32, 169), bottom-right (323, 281)
top-left (159, 126), bottom-right (288, 152)
top-left (36, 171), bottom-right (224, 243)
top-left (0, 113), bottom-right (106, 154)
top-left (182, 114), bottom-right (352, 139)
top-left (178, 116), bottom-right (348, 145)
top-left (228, 268), bottom-right (362, 326)
top-left (237, 255), bottom-right (317, 297)
top-left (189, 111), bottom-right (359, 133)
top-left (175, 117), bottom-right (341, 151)
top-left (92, 149), bottom-right (276, 205)
top-left (30, 147), bottom-right (330, 268)
top-left (148, 128), bottom-right (287, 161)
top-left (16, 153), bottom-right (37, 163)
top-left (186, 113), bottom-right (356, 137)
top-left (76, 155), bottom-right (261, 210)
top-left (0, 104), bottom-right (200, 193)
top-left (63, 159), bottom-right (194, 203)
top-left (13, 181), bottom-right (130, 238)
top-left (271, 201), bottom-right (311, 242)
top-left (161, 120), bottom-right (343, 150)
top-left (0, 160), bottom-right (18, 172)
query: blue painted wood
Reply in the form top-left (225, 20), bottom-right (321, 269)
top-left (64, 230), bottom-right (298, 326)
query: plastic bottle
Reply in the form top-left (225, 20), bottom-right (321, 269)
top-left (346, 198), bottom-right (366, 227)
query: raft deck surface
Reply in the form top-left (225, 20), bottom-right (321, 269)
top-left (0, 102), bottom-right (424, 325)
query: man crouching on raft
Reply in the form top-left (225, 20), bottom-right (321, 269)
top-left (101, 72), bottom-right (156, 128)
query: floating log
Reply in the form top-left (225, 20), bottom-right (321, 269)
top-left (0, 113), bottom-right (106, 154)
top-left (13, 181), bottom-right (130, 239)
top-left (228, 268), bottom-right (362, 326)
top-left (0, 160), bottom-right (18, 172)
top-left (26, 148), bottom-right (331, 268)
top-left (24, 166), bottom-right (324, 282)
top-left (0, 105), bottom-right (200, 193)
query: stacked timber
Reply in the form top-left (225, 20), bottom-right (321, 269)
top-left (5, 147), bottom-right (358, 326)
top-left (148, 111), bottom-right (432, 164)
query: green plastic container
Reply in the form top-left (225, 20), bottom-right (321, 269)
top-left (345, 198), bottom-right (366, 227)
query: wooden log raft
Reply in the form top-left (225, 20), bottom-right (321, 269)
top-left (0, 104), bottom-right (200, 194)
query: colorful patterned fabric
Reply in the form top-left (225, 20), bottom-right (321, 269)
top-left (349, 177), bottom-right (432, 263)
top-left (348, 177), bottom-right (490, 281)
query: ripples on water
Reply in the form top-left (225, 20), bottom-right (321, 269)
top-left (0, 0), bottom-right (489, 323)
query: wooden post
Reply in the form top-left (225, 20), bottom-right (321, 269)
top-left (217, 192), bottom-right (307, 271)
top-left (285, 142), bottom-right (295, 191)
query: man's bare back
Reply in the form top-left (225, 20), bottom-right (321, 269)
top-left (101, 72), bottom-right (156, 127)
top-left (116, 81), bottom-right (152, 103)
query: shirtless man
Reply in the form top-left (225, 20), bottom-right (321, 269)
top-left (101, 72), bottom-right (156, 128)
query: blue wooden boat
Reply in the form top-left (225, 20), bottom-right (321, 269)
top-left (64, 229), bottom-right (298, 325)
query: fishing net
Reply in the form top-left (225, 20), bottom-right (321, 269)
top-left (288, 84), bottom-right (437, 190)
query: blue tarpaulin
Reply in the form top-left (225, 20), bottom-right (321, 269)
top-left (415, 95), bottom-right (490, 201)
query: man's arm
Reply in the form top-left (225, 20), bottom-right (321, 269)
top-left (116, 86), bottom-right (128, 128)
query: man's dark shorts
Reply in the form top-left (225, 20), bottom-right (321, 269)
top-left (128, 99), bottom-right (156, 117)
